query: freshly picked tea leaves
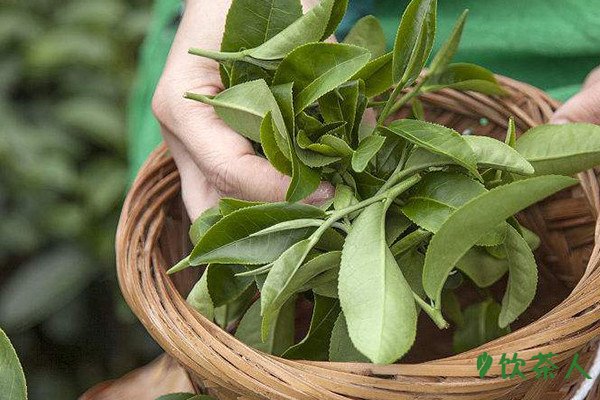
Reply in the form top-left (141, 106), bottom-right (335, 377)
top-left (172, 0), bottom-right (598, 364)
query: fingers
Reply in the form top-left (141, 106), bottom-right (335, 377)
top-left (162, 128), bottom-right (220, 220)
top-left (550, 79), bottom-right (600, 125)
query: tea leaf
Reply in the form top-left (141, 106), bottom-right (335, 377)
top-left (396, 248), bottom-right (426, 299)
top-left (339, 201), bottom-right (417, 363)
top-left (352, 52), bottom-right (393, 97)
top-left (505, 117), bottom-right (516, 148)
top-left (287, 147), bottom-right (322, 202)
top-left (250, 218), bottom-right (324, 237)
top-left (385, 205), bottom-right (412, 245)
top-left (343, 15), bottom-right (386, 59)
top-left (246, 0), bottom-right (336, 60)
top-left (425, 63), bottom-right (505, 95)
top-left (282, 295), bottom-right (340, 360)
top-left (329, 313), bottom-right (369, 362)
top-left (219, 198), bottom-right (263, 216)
top-left (522, 226), bottom-right (541, 250)
top-left (235, 298), bottom-right (295, 356)
top-left (456, 247), bottom-right (508, 288)
top-left (428, 10), bottom-right (467, 75)
top-left (188, 203), bottom-right (324, 266)
top-left (221, 0), bottom-right (303, 53)
top-left (0, 328), bottom-right (27, 400)
top-left (401, 171), bottom-right (486, 233)
top-left (261, 112), bottom-right (292, 175)
top-left (322, 0), bottom-right (348, 39)
top-left (189, 206), bottom-right (221, 245)
top-left (354, 171), bottom-right (385, 199)
top-left (374, 129), bottom-right (406, 178)
top-left (392, 0), bottom-right (437, 86)
top-left (381, 119), bottom-right (479, 178)
top-left (498, 225), bottom-right (538, 328)
top-left (423, 175), bottom-right (577, 306)
top-left (441, 290), bottom-right (463, 327)
top-left (390, 228), bottom-right (431, 257)
top-left (319, 81), bottom-right (360, 140)
top-left (453, 300), bottom-right (509, 353)
top-left (515, 123), bottom-right (600, 176)
top-left (185, 79), bottom-right (282, 142)
top-left (352, 134), bottom-right (386, 172)
top-left (333, 184), bottom-right (357, 210)
top-left (464, 136), bottom-right (534, 175)
top-left (187, 270), bottom-right (214, 320)
top-left (261, 249), bottom-right (341, 338)
top-left (207, 265), bottom-right (255, 307)
top-left (273, 43), bottom-right (370, 113)
top-left (214, 286), bottom-right (256, 329)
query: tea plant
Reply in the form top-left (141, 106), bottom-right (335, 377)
top-left (173, 0), bottom-right (600, 363)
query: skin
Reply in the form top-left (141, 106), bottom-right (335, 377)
top-left (152, 0), bottom-right (332, 220)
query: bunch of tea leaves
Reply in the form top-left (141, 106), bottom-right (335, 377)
top-left (173, 0), bottom-right (600, 364)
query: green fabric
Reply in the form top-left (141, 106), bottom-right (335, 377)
top-left (128, 0), bottom-right (600, 176)
top-left (128, 0), bottom-right (180, 180)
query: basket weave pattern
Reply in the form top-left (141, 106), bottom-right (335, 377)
top-left (117, 75), bottom-right (600, 400)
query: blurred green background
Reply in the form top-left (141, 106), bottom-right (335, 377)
top-left (0, 0), bottom-right (162, 397)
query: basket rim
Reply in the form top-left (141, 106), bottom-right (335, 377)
top-left (116, 74), bottom-right (600, 399)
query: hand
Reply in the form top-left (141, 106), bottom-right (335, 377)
top-left (152, 1), bottom-right (333, 220)
top-left (551, 67), bottom-right (600, 125)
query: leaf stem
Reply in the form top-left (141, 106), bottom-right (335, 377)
top-left (377, 82), bottom-right (405, 125)
top-left (188, 47), bottom-right (245, 62)
top-left (414, 294), bottom-right (449, 329)
top-left (387, 76), bottom-right (429, 116)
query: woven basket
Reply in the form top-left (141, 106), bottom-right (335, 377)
top-left (117, 75), bottom-right (600, 400)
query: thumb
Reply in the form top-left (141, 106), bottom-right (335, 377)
top-left (221, 154), bottom-right (334, 204)
top-left (551, 80), bottom-right (600, 125)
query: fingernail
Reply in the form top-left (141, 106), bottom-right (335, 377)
top-left (305, 182), bottom-right (335, 205)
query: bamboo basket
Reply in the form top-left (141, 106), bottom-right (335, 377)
top-left (117, 75), bottom-right (600, 400)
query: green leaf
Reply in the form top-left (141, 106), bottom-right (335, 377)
top-left (221, 0), bottom-right (303, 53)
top-left (261, 112), bottom-right (292, 175)
top-left (185, 79), bottom-right (282, 142)
top-left (189, 203), bottom-right (324, 266)
top-left (403, 135), bottom-right (533, 176)
top-left (425, 63), bottom-right (505, 95)
top-left (396, 248), bottom-right (426, 299)
top-left (498, 225), bottom-right (538, 328)
top-left (423, 175), bottom-right (577, 306)
top-left (235, 298), bottom-right (295, 356)
top-left (245, 0), bottom-right (336, 60)
top-left (522, 226), bottom-right (541, 250)
top-left (464, 136), bottom-right (534, 175)
top-left (155, 394), bottom-right (197, 400)
top-left (339, 202), bottom-right (417, 363)
top-left (219, 198), bottom-right (263, 216)
top-left (453, 300), bottom-right (510, 353)
top-left (208, 265), bottom-right (255, 307)
top-left (287, 146), bottom-right (322, 202)
top-left (333, 184), bottom-right (357, 211)
top-left (343, 15), bottom-right (386, 59)
top-left (392, 0), bottom-right (437, 85)
top-left (352, 52), bottom-right (393, 97)
top-left (374, 128), bottom-right (406, 178)
top-left (328, 313), bottom-right (369, 362)
top-left (401, 171), bottom-right (486, 233)
top-left (282, 295), bottom-right (340, 360)
top-left (187, 270), bottom-right (214, 320)
top-left (319, 81), bottom-right (360, 140)
top-left (273, 43), bottom-right (370, 113)
top-left (441, 290), bottom-right (463, 327)
top-left (390, 228), bottom-right (431, 257)
top-left (214, 286), bottom-right (256, 329)
top-left (189, 206), bottom-right (222, 245)
top-left (261, 248), bottom-right (341, 338)
top-left (515, 123), bottom-right (600, 176)
top-left (505, 117), bottom-right (516, 148)
top-left (0, 328), bottom-right (27, 400)
top-left (250, 218), bottom-right (324, 237)
top-left (456, 247), bottom-right (508, 288)
top-left (381, 119), bottom-right (479, 178)
top-left (428, 10), bottom-right (468, 75)
top-left (351, 134), bottom-right (386, 172)
top-left (385, 204), bottom-right (412, 245)
top-left (322, 0), bottom-right (349, 40)
top-left (354, 171), bottom-right (385, 199)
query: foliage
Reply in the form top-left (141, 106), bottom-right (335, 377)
top-left (173, 0), bottom-right (600, 365)
top-left (171, 0), bottom-right (600, 365)
top-left (0, 0), bottom-right (156, 397)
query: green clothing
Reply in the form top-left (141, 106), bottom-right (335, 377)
top-left (128, 0), bottom-right (600, 177)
